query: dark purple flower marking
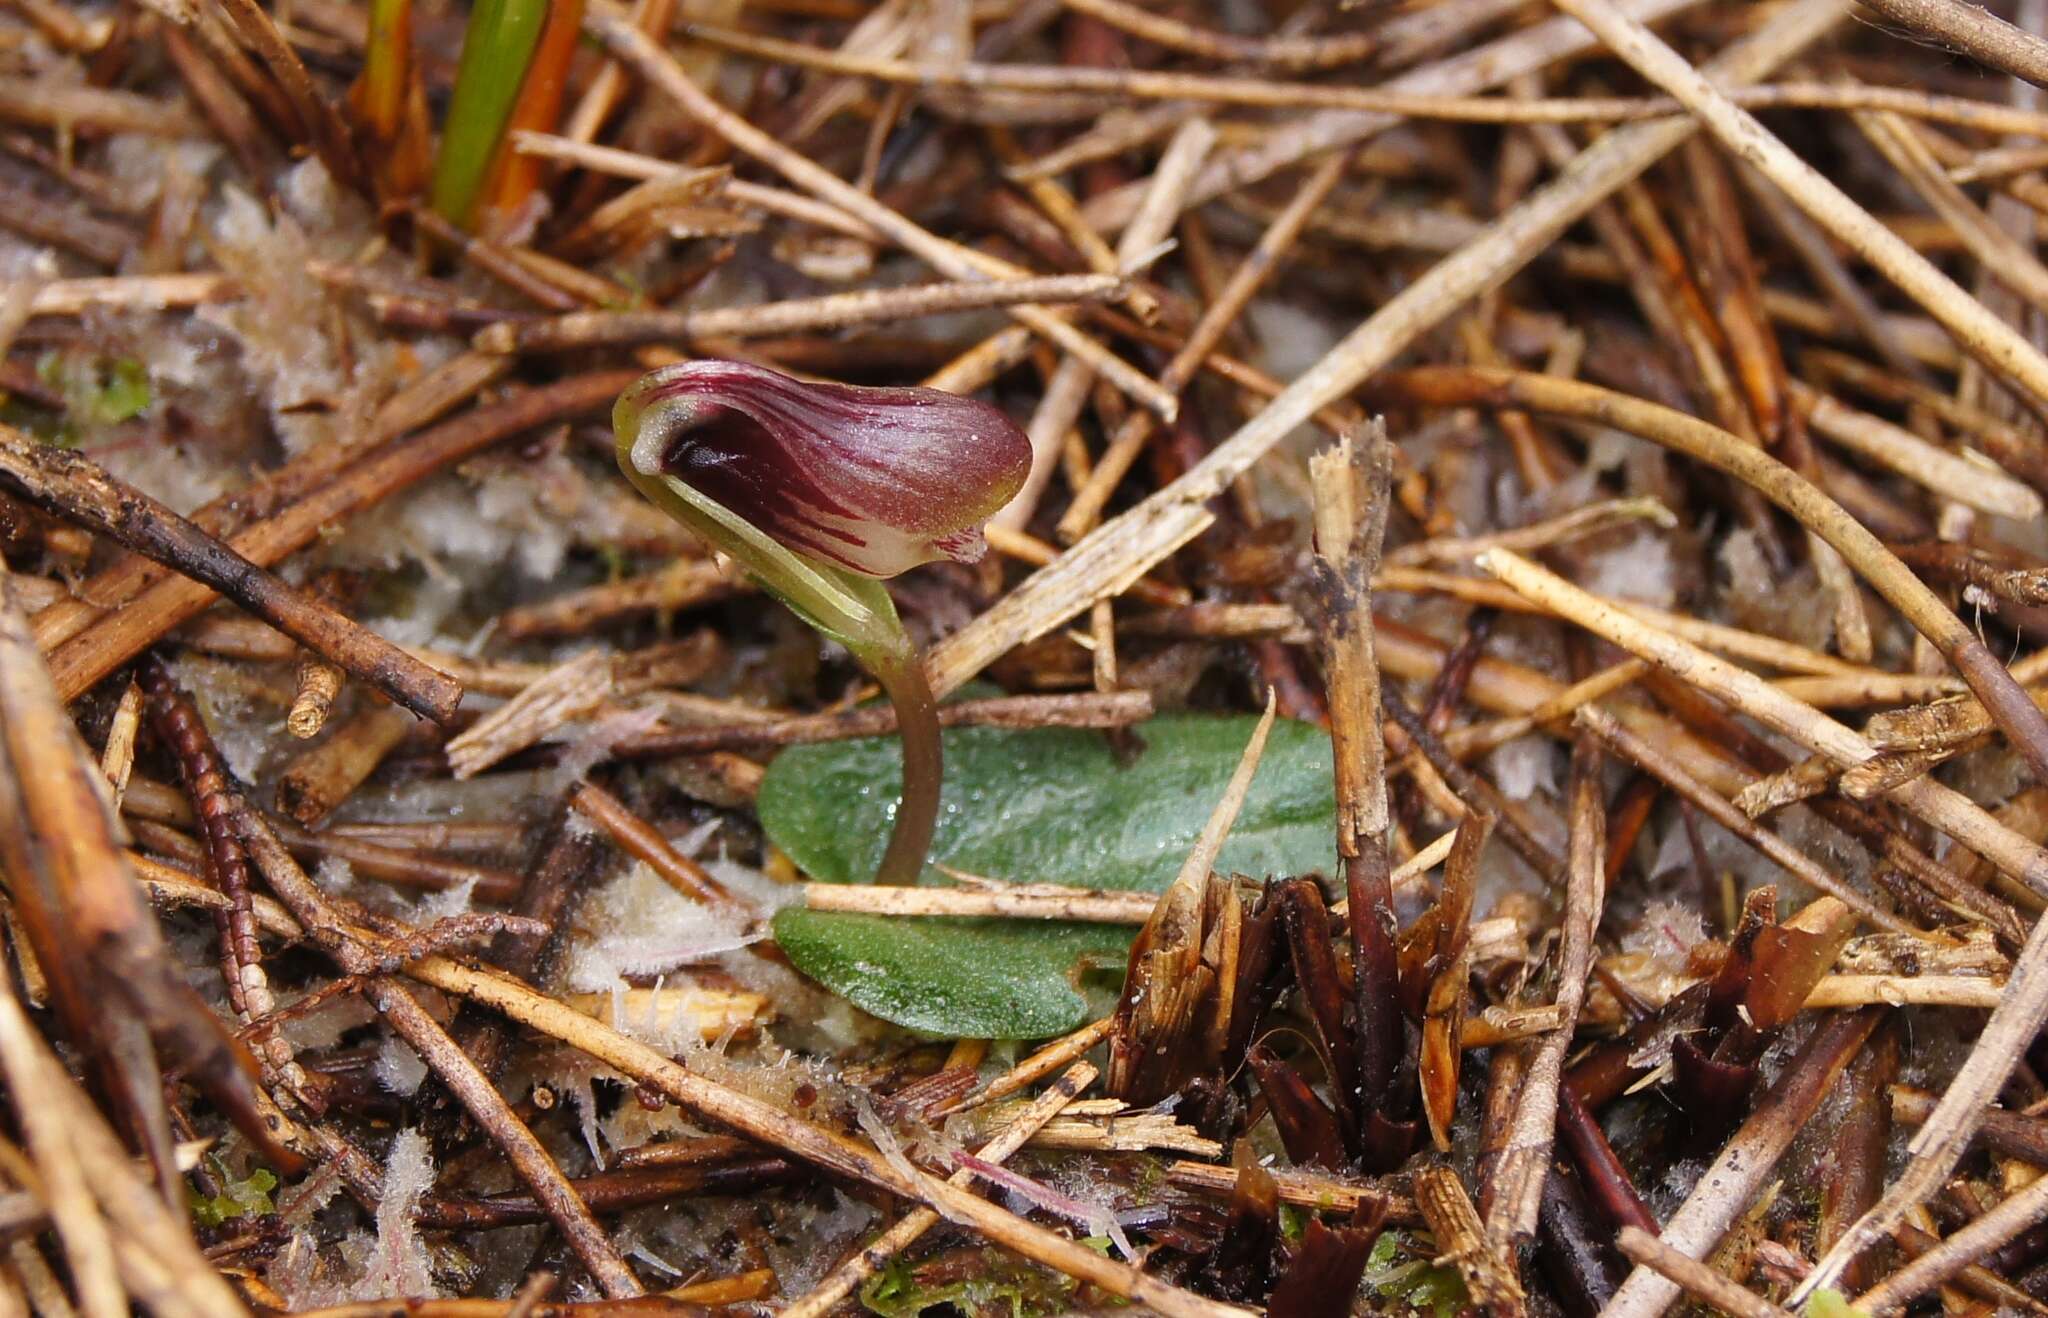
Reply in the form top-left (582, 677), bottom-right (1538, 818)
top-left (619, 360), bottom-right (1031, 578)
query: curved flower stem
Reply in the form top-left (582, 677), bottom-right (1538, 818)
top-left (867, 648), bottom-right (941, 887)
top-left (612, 370), bottom-right (1022, 889)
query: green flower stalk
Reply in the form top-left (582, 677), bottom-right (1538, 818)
top-left (614, 361), bottom-right (1030, 885)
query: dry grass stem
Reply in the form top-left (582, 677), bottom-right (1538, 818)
top-left (587, 7), bottom-right (1178, 421)
top-left (1364, 368), bottom-right (2048, 777)
top-left (1615, 1226), bottom-right (1793, 1318)
top-left (1853, 1166), bottom-right (2048, 1313)
top-left (97, 679), bottom-right (141, 810)
top-left (445, 651), bottom-right (613, 779)
top-left (802, 884), bottom-right (1155, 923)
top-left (924, 0), bottom-right (1845, 697)
top-left (477, 272), bottom-right (1129, 355)
top-left (780, 1063), bottom-right (1098, 1318)
top-left (1477, 547), bottom-right (2048, 894)
top-left (1554, 0), bottom-right (2048, 415)
top-left (802, 827), bottom-right (1462, 927)
top-left (1794, 383), bottom-right (2043, 518)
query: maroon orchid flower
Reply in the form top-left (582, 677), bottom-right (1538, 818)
top-left (617, 360), bottom-right (1029, 578)
top-left (615, 360), bottom-right (1030, 886)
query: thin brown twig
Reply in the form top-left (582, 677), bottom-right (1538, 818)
top-left (1890, 1219), bottom-right (2048, 1315)
top-left (42, 372), bottom-right (637, 705)
top-left (0, 425), bottom-right (460, 722)
top-left (403, 955), bottom-right (1241, 1317)
top-left (566, 780), bottom-right (739, 910)
top-left (1615, 1227), bottom-right (1793, 1318)
top-left (1856, 0), bottom-right (2048, 88)
top-left (936, 1016), bottom-right (1116, 1117)
top-left (1606, 1011), bottom-right (1880, 1318)
top-left (209, 0), bottom-right (361, 188)
top-left (0, 568), bottom-right (302, 1180)
top-left (586, 6), bottom-right (1178, 421)
top-left (1852, 1168), bottom-right (2048, 1313)
top-left (923, 0), bottom-right (1845, 699)
top-left (1361, 368), bottom-right (2048, 782)
top-left (1889, 1084), bottom-right (2048, 1164)
top-left (986, 123), bottom-right (1158, 324)
top-left (359, 979), bottom-right (644, 1299)
top-left (474, 272), bottom-right (1128, 354)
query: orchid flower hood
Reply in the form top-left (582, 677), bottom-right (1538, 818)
top-left (616, 359), bottom-right (1031, 580)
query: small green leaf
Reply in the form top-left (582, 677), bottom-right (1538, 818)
top-left (773, 911), bottom-right (1130, 1040)
top-left (1809, 1289), bottom-right (1875, 1318)
top-left (36, 352), bottom-right (149, 430)
top-left (763, 715), bottom-right (1337, 1037)
top-left (93, 358), bottom-right (151, 423)
top-left (188, 1162), bottom-right (278, 1228)
top-left (1364, 1231), bottom-right (1469, 1318)
top-left (858, 1247), bottom-right (1065, 1318)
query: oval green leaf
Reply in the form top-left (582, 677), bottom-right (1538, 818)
top-left (763, 715), bottom-right (1337, 1037)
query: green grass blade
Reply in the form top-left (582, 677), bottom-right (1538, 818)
top-left (429, 0), bottom-right (549, 226)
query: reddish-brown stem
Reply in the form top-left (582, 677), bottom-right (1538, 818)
top-left (871, 646), bottom-right (943, 887)
top-left (1556, 1084), bottom-right (1657, 1234)
top-left (476, 0), bottom-right (587, 228)
top-left (135, 654), bottom-right (261, 1022)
